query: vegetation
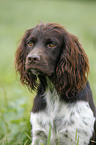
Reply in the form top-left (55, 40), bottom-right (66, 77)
top-left (0, 0), bottom-right (96, 144)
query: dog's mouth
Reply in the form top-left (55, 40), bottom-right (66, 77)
top-left (25, 64), bottom-right (53, 76)
top-left (25, 65), bottom-right (43, 75)
top-left (30, 68), bottom-right (42, 75)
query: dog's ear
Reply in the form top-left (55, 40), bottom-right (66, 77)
top-left (15, 29), bottom-right (37, 90)
top-left (55, 29), bottom-right (89, 96)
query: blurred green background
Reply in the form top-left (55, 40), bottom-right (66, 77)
top-left (0, 0), bottom-right (96, 144)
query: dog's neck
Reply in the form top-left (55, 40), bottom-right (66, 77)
top-left (38, 74), bottom-right (79, 103)
top-left (38, 75), bottom-right (55, 92)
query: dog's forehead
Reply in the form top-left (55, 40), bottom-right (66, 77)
top-left (29, 24), bottom-right (64, 40)
top-left (30, 26), bottom-right (47, 38)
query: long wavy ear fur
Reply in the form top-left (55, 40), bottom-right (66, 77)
top-left (54, 28), bottom-right (89, 97)
top-left (15, 29), bottom-right (37, 90)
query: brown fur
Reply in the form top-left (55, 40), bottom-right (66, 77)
top-left (15, 23), bottom-right (89, 96)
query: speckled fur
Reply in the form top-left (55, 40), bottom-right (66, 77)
top-left (30, 88), bottom-right (95, 145)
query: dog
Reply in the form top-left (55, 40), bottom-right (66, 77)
top-left (15, 23), bottom-right (96, 145)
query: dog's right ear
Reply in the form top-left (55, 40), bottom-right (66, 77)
top-left (15, 29), bottom-right (37, 90)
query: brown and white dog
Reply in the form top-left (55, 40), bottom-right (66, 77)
top-left (15, 23), bottom-right (96, 145)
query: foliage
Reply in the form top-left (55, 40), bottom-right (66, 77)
top-left (0, 0), bottom-right (96, 144)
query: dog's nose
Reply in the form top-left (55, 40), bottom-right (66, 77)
top-left (27, 54), bottom-right (40, 63)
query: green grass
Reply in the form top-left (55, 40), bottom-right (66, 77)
top-left (0, 0), bottom-right (96, 144)
top-left (47, 124), bottom-right (52, 145)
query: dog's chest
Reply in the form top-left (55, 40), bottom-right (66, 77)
top-left (30, 90), bottom-right (95, 145)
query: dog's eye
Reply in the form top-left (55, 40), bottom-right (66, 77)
top-left (47, 43), bottom-right (56, 48)
top-left (28, 41), bottom-right (34, 47)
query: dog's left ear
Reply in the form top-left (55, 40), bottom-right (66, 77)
top-left (55, 29), bottom-right (89, 96)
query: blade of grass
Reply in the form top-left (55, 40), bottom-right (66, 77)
top-left (25, 132), bottom-right (32, 141)
top-left (47, 124), bottom-right (52, 145)
top-left (75, 130), bottom-right (79, 145)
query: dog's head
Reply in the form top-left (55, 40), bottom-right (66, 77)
top-left (15, 23), bottom-right (89, 94)
top-left (25, 23), bottom-right (64, 76)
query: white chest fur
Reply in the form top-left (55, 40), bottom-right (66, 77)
top-left (30, 89), bottom-right (95, 145)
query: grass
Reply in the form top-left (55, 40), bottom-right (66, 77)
top-left (0, 0), bottom-right (96, 144)
top-left (47, 124), bottom-right (52, 145)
